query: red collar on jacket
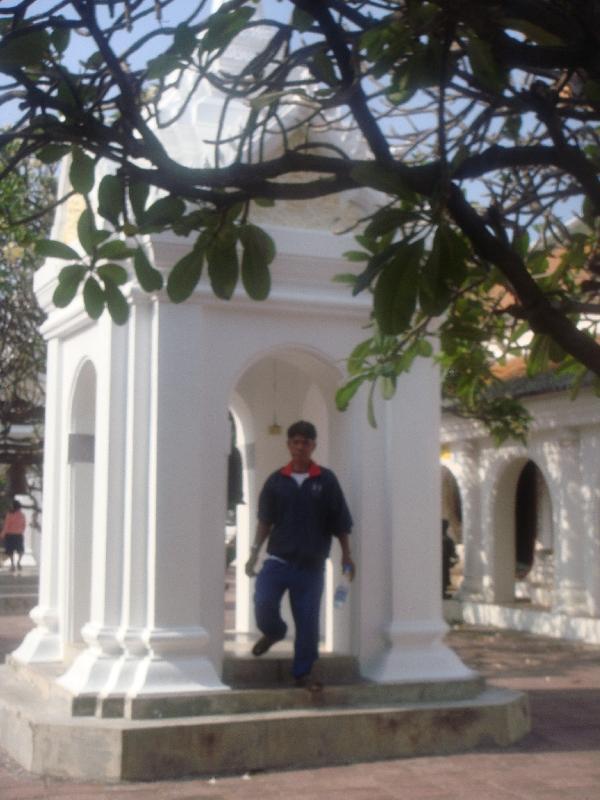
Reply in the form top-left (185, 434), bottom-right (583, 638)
top-left (280, 461), bottom-right (321, 477)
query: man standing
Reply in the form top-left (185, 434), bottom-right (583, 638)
top-left (245, 420), bottom-right (355, 687)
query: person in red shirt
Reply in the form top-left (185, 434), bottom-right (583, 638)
top-left (1, 499), bottom-right (26, 572)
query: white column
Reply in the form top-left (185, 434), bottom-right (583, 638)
top-left (361, 359), bottom-right (474, 683)
top-left (57, 319), bottom-right (130, 694)
top-left (12, 338), bottom-right (64, 663)
top-left (128, 299), bottom-right (228, 694)
top-left (454, 442), bottom-right (486, 599)
top-left (577, 427), bottom-right (600, 616)
top-left (58, 299), bottom-right (228, 698)
top-left (551, 430), bottom-right (588, 615)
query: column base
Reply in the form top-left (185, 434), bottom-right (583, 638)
top-left (11, 605), bottom-right (62, 664)
top-left (362, 619), bottom-right (476, 684)
top-left (57, 625), bottom-right (228, 700)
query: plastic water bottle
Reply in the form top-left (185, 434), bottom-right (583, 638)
top-left (334, 567), bottom-right (352, 608)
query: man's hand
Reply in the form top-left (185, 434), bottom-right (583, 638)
top-left (245, 545), bottom-right (260, 577)
top-left (342, 555), bottom-right (356, 581)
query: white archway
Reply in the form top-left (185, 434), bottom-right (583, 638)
top-left (65, 359), bottom-right (97, 647)
top-left (228, 345), bottom-right (349, 654)
top-left (491, 455), bottom-right (554, 604)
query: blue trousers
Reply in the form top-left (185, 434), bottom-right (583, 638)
top-left (254, 558), bottom-right (325, 678)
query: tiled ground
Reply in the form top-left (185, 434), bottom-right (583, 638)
top-left (0, 610), bottom-right (599, 798)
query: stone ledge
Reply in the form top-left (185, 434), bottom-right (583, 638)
top-left (444, 598), bottom-right (600, 645)
top-left (0, 662), bottom-right (530, 781)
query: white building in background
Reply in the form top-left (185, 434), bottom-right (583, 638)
top-left (442, 368), bottom-right (600, 645)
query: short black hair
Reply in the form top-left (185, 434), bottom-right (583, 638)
top-left (287, 420), bottom-right (317, 440)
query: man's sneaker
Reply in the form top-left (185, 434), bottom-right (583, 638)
top-left (251, 635), bottom-right (277, 657)
top-left (294, 674), bottom-right (323, 692)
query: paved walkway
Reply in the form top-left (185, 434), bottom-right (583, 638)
top-left (1, 612), bottom-right (599, 799)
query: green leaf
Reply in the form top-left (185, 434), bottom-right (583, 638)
top-left (527, 334), bottom-right (551, 376)
top-left (146, 52), bottom-right (181, 80)
top-left (166, 249), bottom-right (204, 303)
top-left (173, 23), bottom-right (198, 58)
top-left (422, 224), bottom-right (469, 315)
top-left (373, 242), bottom-right (422, 334)
top-left (367, 382), bottom-right (377, 429)
top-left (584, 80), bottom-right (600, 106)
top-left (332, 273), bottom-right (358, 287)
top-left (513, 231), bottom-right (530, 259)
top-left (97, 263), bottom-right (128, 286)
top-left (416, 339), bottom-right (433, 357)
top-left (351, 164), bottom-right (413, 200)
top-left (141, 195), bottom-right (186, 229)
top-left (58, 264), bottom-right (87, 283)
top-left (348, 338), bottom-right (373, 375)
top-left (37, 144), bottom-right (70, 164)
top-left (0, 30), bottom-right (50, 69)
top-left (292, 7), bottom-right (314, 32)
top-left (582, 195), bottom-right (597, 227)
top-left (207, 236), bottom-right (239, 300)
top-left (380, 375), bottom-right (396, 400)
top-left (129, 181), bottom-right (150, 222)
top-left (134, 248), bottom-right (164, 293)
top-left (365, 208), bottom-right (415, 239)
top-left (466, 36), bottom-right (506, 93)
top-left (502, 18), bottom-right (564, 46)
top-left (50, 24), bottom-right (70, 54)
top-left (96, 239), bottom-right (134, 260)
top-left (343, 250), bottom-right (370, 262)
top-left (83, 276), bottom-right (105, 320)
top-left (103, 278), bottom-right (129, 325)
top-left (98, 175), bottom-right (124, 228)
top-left (35, 239), bottom-right (80, 261)
top-left (84, 51), bottom-right (104, 69)
top-left (77, 209), bottom-right (109, 254)
top-left (335, 377), bottom-right (365, 412)
top-left (239, 224), bottom-right (275, 301)
top-left (70, 148), bottom-right (96, 195)
top-left (202, 6), bottom-right (255, 52)
top-left (52, 265), bottom-right (86, 308)
top-left (353, 242), bottom-right (405, 295)
top-left (311, 51), bottom-right (337, 86)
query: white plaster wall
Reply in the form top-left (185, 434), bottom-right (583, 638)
top-left (441, 388), bottom-right (600, 634)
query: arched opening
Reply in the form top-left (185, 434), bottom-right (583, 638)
top-left (224, 410), bottom-right (246, 634)
top-left (441, 466), bottom-right (463, 596)
top-left (514, 460), bottom-right (554, 607)
top-left (66, 360), bottom-right (97, 648)
top-left (227, 347), bottom-right (349, 655)
top-left (492, 457), bottom-right (554, 605)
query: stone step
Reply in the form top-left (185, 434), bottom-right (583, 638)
top-left (0, 662), bottom-right (530, 782)
top-left (222, 650), bottom-right (362, 687)
top-left (125, 675), bottom-right (485, 721)
top-left (5, 653), bottom-right (483, 721)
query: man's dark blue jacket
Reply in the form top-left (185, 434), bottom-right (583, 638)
top-left (258, 462), bottom-right (353, 566)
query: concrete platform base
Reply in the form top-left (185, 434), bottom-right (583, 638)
top-left (0, 644), bottom-right (530, 782)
